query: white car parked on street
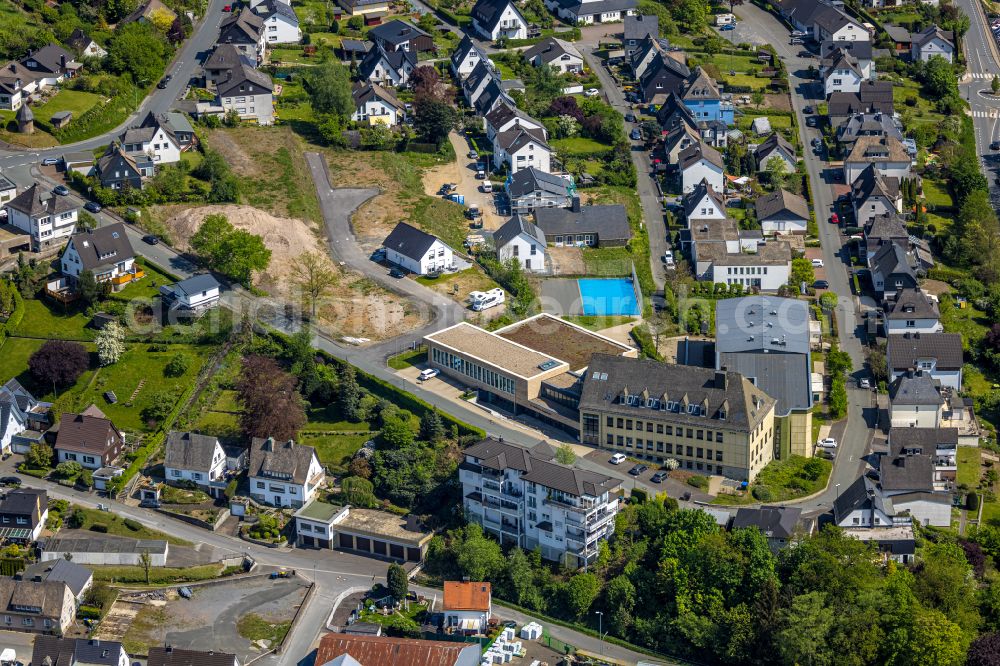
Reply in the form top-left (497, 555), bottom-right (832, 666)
top-left (817, 438), bottom-right (838, 449)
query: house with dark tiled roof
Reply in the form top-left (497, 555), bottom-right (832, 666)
top-left (827, 81), bottom-right (894, 128)
top-left (493, 124), bottom-right (550, 174)
top-left (821, 48), bottom-right (865, 96)
top-left (249, 437), bottom-right (324, 508)
top-left (732, 506), bottom-right (806, 552)
top-left (95, 142), bottom-right (154, 190)
top-left (851, 163), bottom-right (902, 228)
top-left (888, 369), bottom-right (945, 428)
top-left (252, 0), bottom-right (302, 45)
top-left (504, 166), bottom-right (574, 213)
top-left (887, 332), bottom-right (963, 390)
top-left (358, 43), bottom-right (416, 89)
top-left (60, 223), bottom-right (138, 287)
top-left (494, 215), bottom-right (546, 272)
top-left (218, 8), bottom-right (266, 64)
top-left (623, 15), bottom-right (657, 55)
top-left (21, 560), bottom-right (93, 601)
top-left (460, 437), bottom-right (621, 567)
top-left (0, 584), bottom-right (75, 635)
top-left (545, 0), bottom-right (638, 25)
top-left (534, 199), bottom-right (631, 247)
top-left (844, 135), bottom-right (912, 184)
top-left (911, 25), bottom-right (954, 63)
top-left (883, 288), bottom-right (942, 335)
top-left (148, 647), bottom-right (239, 666)
top-left (755, 189), bottom-right (809, 235)
top-left (681, 67), bottom-right (731, 125)
top-left (54, 407), bottom-right (124, 470)
top-left (684, 179), bottom-right (727, 224)
top-left (66, 29), bottom-right (106, 59)
top-left (679, 140), bottom-right (724, 193)
top-left (836, 112), bottom-right (902, 155)
top-left (0, 379), bottom-right (51, 455)
top-left (471, 0), bottom-right (527, 41)
top-left (473, 78), bottom-right (513, 117)
top-left (754, 132), bottom-right (796, 174)
top-left (483, 102), bottom-right (545, 142)
top-left (212, 64), bottom-right (274, 124)
top-left (3, 182), bottom-right (78, 251)
top-left (351, 83), bottom-right (404, 126)
top-left (203, 44), bottom-right (256, 88)
top-left (638, 51), bottom-right (690, 104)
top-left (0, 488), bottom-right (47, 541)
top-left (524, 37), bottom-right (583, 74)
top-left (368, 20), bottom-right (434, 53)
top-left (382, 222), bottom-right (455, 275)
top-left (630, 35), bottom-right (672, 79)
top-left (165, 431), bottom-right (228, 493)
top-left (450, 35), bottom-right (487, 79)
top-left (870, 241), bottom-right (918, 296)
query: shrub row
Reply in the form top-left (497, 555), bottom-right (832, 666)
top-left (0, 286), bottom-right (24, 349)
top-left (50, 85), bottom-right (138, 145)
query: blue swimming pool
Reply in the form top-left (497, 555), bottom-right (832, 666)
top-left (578, 278), bottom-right (640, 316)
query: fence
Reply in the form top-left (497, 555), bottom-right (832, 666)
top-left (541, 629), bottom-right (575, 655)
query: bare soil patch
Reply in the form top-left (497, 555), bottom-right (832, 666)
top-left (765, 93), bottom-right (792, 112)
top-left (548, 246), bottom-right (587, 275)
top-left (921, 279), bottom-right (952, 296)
top-left (421, 131), bottom-right (504, 230)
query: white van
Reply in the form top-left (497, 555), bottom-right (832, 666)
top-left (481, 181), bottom-right (493, 193)
top-left (472, 288), bottom-right (505, 311)
top-left (716, 13), bottom-right (734, 25)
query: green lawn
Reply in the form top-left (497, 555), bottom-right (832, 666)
top-left (957, 447), bottom-right (982, 488)
top-left (269, 48), bottom-right (315, 65)
top-left (490, 58), bottom-right (517, 79)
top-left (92, 563), bottom-right (223, 584)
top-left (71, 505), bottom-right (192, 545)
top-left (161, 485), bottom-right (211, 504)
top-left (72, 344), bottom-right (207, 432)
top-left (939, 294), bottom-right (989, 350)
top-left (236, 613), bottom-right (291, 645)
top-left (305, 403), bottom-right (374, 432)
top-left (551, 136), bottom-right (612, 157)
top-left (34, 89), bottom-right (103, 124)
top-left (737, 114), bottom-right (793, 131)
top-left (300, 432), bottom-right (370, 472)
top-left (388, 350), bottom-right (427, 370)
top-left (13, 300), bottom-right (95, 341)
top-left (193, 409), bottom-right (240, 437)
top-left (922, 178), bottom-right (953, 208)
top-left (0, 337), bottom-right (99, 414)
top-left (109, 260), bottom-right (180, 301)
top-left (982, 500), bottom-right (1000, 527)
top-left (0, 337), bottom-right (49, 384)
top-left (714, 455), bottom-right (832, 504)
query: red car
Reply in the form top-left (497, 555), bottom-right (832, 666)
top-left (223, 4), bottom-right (231, 10)
top-left (830, 212), bottom-right (839, 225)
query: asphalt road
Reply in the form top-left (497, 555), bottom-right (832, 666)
top-left (956, 0), bottom-right (1000, 207)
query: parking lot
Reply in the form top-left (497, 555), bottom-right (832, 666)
top-left (584, 450), bottom-right (713, 501)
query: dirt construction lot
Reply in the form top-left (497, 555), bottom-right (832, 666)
top-left (118, 576), bottom-right (310, 656)
top-left (421, 131), bottom-right (503, 231)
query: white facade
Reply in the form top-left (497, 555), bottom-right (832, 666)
top-left (498, 139), bottom-right (551, 175)
top-left (124, 126), bottom-right (181, 164)
top-left (351, 96), bottom-right (401, 125)
top-left (815, 18), bottom-right (869, 42)
top-left (485, 113), bottom-right (546, 143)
top-left (474, 2), bottom-right (527, 41)
top-left (162, 282), bottom-right (221, 311)
top-left (892, 495), bottom-right (951, 527)
top-left (889, 403), bottom-right (942, 429)
top-left (250, 451), bottom-right (324, 508)
top-left (835, 504), bottom-right (894, 528)
top-left (844, 159), bottom-right (911, 185)
top-left (889, 365), bottom-right (961, 391)
top-left (685, 190), bottom-right (726, 221)
top-left (713, 261), bottom-right (790, 291)
top-left (6, 205), bottom-right (77, 251)
top-left (912, 39), bottom-right (953, 63)
top-left (263, 11), bottom-right (301, 44)
top-left (682, 159), bottom-right (724, 194)
top-left (824, 65), bottom-right (863, 96)
top-left (165, 443), bottom-right (227, 486)
top-left (60, 241), bottom-right (135, 282)
top-left (885, 318), bottom-right (943, 335)
top-left (756, 149), bottom-right (796, 175)
top-left (386, 238), bottom-right (454, 275)
top-left (453, 46), bottom-right (483, 78)
top-left (853, 194), bottom-right (901, 228)
top-left (218, 90), bottom-right (274, 124)
top-left (497, 231), bottom-right (546, 272)
top-left (79, 39), bottom-right (108, 59)
top-left (0, 178), bottom-right (14, 204)
top-left (56, 448), bottom-right (106, 470)
top-left (40, 543), bottom-right (168, 567)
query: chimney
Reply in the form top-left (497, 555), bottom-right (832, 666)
top-left (60, 55), bottom-right (66, 69)
top-left (165, 647), bottom-right (173, 654)
top-left (715, 371), bottom-right (727, 390)
top-left (571, 196), bottom-right (581, 213)
top-left (907, 368), bottom-right (915, 378)
top-left (264, 436), bottom-right (274, 451)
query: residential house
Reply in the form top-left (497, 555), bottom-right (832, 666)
top-left (203, 44), bottom-right (256, 88)
top-left (0, 584), bottom-right (74, 635)
top-left (0, 379), bottom-right (51, 455)
top-left (21, 560), bottom-right (92, 602)
top-left (577, 354), bottom-right (777, 481)
top-left (623, 15), bottom-right (657, 55)
top-left (443, 581), bottom-right (492, 634)
top-left (822, 49), bottom-right (865, 96)
top-left (883, 23), bottom-right (912, 52)
top-left (754, 132), bottom-right (797, 174)
top-left (293, 501), bottom-right (432, 561)
top-left (755, 189), bottom-right (810, 235)
top-left (523, 37), bottom-right (583, 74)
top-left (65, 29), bottom-right (106, 59)
top-left (60, 224), bottom-right (139, 287)
top-left (833, 476), bottom-right (902, 528)
top-left (0, 171), bottom-right (14, 203)
top-left (887, 427), bottom-right (959, 495)
top-left (493, 124), bottom-right (551, 174)
top-left (843, 136), bottom-right (912, 184)
top-left (504, 166), bottom-right (574, 213)
top-left (679, 141), bottom-right (725, 194)
top-left (681, 67), bottom-right (732, 125)
top-left (888, 370), bottom-right (944, 428)
top-left (0, 65), bottom-right (28, 112)
top-left (851, 164), bottom-right (902, 228)
top-left (638, 52), bottom-right (690, 104)
top-left (862, 212), bottom-right (908, 258)
top-left (545, 0), bottom-right (638, 24)
top-left (358, 44), bottom-right (416, 88)
top-left (463, 60), bottom-right (498, 107)
top-left (662, 123), bottom-right (700, 164)
top-left (836, 112), bottom-right (902, 154)
top-left (315, 633), bottom-right (480, 666)
top-left (164, 431), bottom-right (228, 493)
top-left (802, 1), bottom-right (869, 42)
top-left (213, 64), bottom-right (274, 124)
top-left (382, 222), bottom-right (455, 275)
top-left (253, 0), bottom-right (302, 44)
top-left (33, 638), bottom-right (129, 666)
top-left (148, 647), bottom-right (239, 666)
top-left (473, 79), bottom-right (513, 117)
top-left (95, 142), bottom-right (154, 191)
top-left (827, 81), bottom-right (895, 128)
top-left (883, 288), bottom-right (942, 335)
top-left (120, 0), bottom-right (176, 26)
top-left (833, 475), bottom-right (948, 545)
top-left (218, 8), bottom-right (266, 64)
top-left (351, 83), bottom-right (404, 125)
top-left (911, 26), bottom-right (954, 63)
top-left (54, 407), bottom-right (124, 470)
top-left (460, 437), bottom-right (621, 566)
top-left (119, 113), bottom-right (182, 164)
top-left (248, 437), bottom-right (325, 508)
top-left (690, 227), bottom-right (792, 290)
top-left (683, 179), bottom-right (727, 224)
top-left (3, 182), bottom-right (78, 252)
top-left (485, 103), bottom-right (546, 143)
top-left (683, 215), bottom-right (738, 260)
top-left (656, 90), bottom-right (697, 132)
top-left (19, 44), bottom-right (79, 87)
top-left (535, 200), bottom-right (632, 247)
top-left (368, 20), bottom-right (435, 53)
top-left (159, 274), bottom-right (222, 312)
top-left (335, 0), bottom-right (389, 16)
top-left (820, 39), bottom-right (873, 78)
top-left (731, 506), bottom-right (804, 552)
top-left (450, 35), bottom-right (486, 79)
top-left (870, 242), bottom-right (918, 296)
top-left (887, 332), bottom-right (963, 390)
top-left (843, 525), bottom-right (917, 564)
top-left (0, 489), bottom-right (47, 541)
top-left (630, 35), bottom-right (674, 79)
top-left (715, 296), bottom-right (813, 456)
top-left (493, 215), bottom-right (546, 272)
top-left (470, 0), bottom-right (527, 41)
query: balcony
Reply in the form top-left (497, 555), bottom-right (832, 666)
top-left (110, 267), bottom-right (145, 287)
top-left (545, 494), bottom-right (587, 513)
top-left (482, 479), bottom-right (501, 492)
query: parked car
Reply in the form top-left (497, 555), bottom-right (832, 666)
top-left (157, 74), bottom-right (172, 89)
top-left (650, 471), bottom-right (668, 483)
top-left (630, 128), bottom-right (641, 140)
top-left (222, 4), bottom-right (231, 10)
top-left (53, 185), bottom-right (69, 196)
top-left (799, 50), bottom-right (815, 58)
top-left (992, 141), bottom-right (1000, 151)
top-left (0, 477), bottom-right (21, 487)
top-left (806, 116), bottom-right (817, 127)
top-left (584, 88), bottom-right (600, 97)
top-left (817, 437), bottom-right (838, 448)
top-left (83, 201), bottom-right (102, 213)
top-left (803, 105), bottom-right (814, 114)
top-left (811, 258), bottom-right (824, 267)
top-left (418, 368), bottom-right (440, 382)
top-left (662, 250), bottom-right (675, 267)
top-left (813, 279), bottom-right (829, 289)
top-left (720, 22), bottom-right (736, 30)
top-left (859, 377), bottom-right (872, 389)
top-left (142, 234), bottom-right (160, 245)
top-left (468, 150), bottom-right (478, 159)
top-left (624, 112), bottom-right (636, 122)
top-left (609, 453), bottom-right (627, 465)
top-left (389, 267), bottom-right (405, 278)
top-left (628, 464), bottom-right (648, 476)
top-left (830, 212), bottom-right (839, 225)
top-left (41, 157), bottom-right (60, 166)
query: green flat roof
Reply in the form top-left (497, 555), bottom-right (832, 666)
top-left (295, 500), bottom-right (342, 522)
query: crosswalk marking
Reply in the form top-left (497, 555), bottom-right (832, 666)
top-left (970, 72), bottom-right (998, 79)
top-left (972, 109), bottom-right (1000, 117)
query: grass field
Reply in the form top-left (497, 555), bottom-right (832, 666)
top-left (299, 432), bottom-right (370, 472)
top-left (388, 349), bottom-right (427, 370)
top-left (940, 293), bottom-right (989, 350)
top-left (93, 563), bottom-right (223, 585)
top-left (551, 136), bottom-right (612, 157)
top-left (714, 455), bottom-right (832, 505)
top-left (737, 113), bottom-right (793, 131)
top-left (237, 613), bottom-right (291, 645)
top-left (161, 485), bottom-right (211, 504)
top-left (12, 300), bottom-right (94, 341)
top-left (958, 447), bottom-right (981, 488)
top-left (0, 337), bottom-right (49, 384)
top-left (72, 505), bottom-right (192, 545)
top-left (34, 89), bottom-right (103, 124)
top-left (922, 178), bottom-right (953, 209)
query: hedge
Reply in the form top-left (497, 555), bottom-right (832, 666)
top-left (50, 84), bottom-right (139, 145)
top-left (0, 285), bottom-right (24, 349)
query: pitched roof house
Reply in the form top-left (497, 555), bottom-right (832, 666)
top-left (21, 559), bottom-right (93, 601)
top-left (368, 20), bottom-right (435, 53)
top-left (218, 8), bottom-right (266, 63)
top-left (493, 215), bottom-right (546, 272)
top-left (358, 43), bottom-right (416, 88)
top-left (623, 14), bottom-right (658, 54)
top-left (0, 580), bottom-right (75, 635)
top-left (470, 0), bottom-right (527, 41)
top-left (214, 64), bottom-right (274, 124)
top-left (121, 0), bottom-right (176, 26)
top-left (828, 80), bottom-right (894, 127)
top-left (442, 581), bottom-right (492, 634)
top-left (535, 200), bottom-right (632, 247)
top-left (638, 52), bottom-right (690, 104)
top-left (66, 29), bottom-right (106, 59)
top-left (351, 83), bottom-right (404, 126)
top-left (248, 437), bottom-right (325, 508)
top-left (450, 35), bottom-right (486, 79)
top-left (870, 241), bottom-right (918, 296)
top-left (0, 378), bottom-right (51, 455)
top-left (4, 182), bottom-right (78, 251)
top-left (911, 25), bottom-right (954, 63)
top-left (754, 189), bottom-right (810, 235)
top-left (165, 431), bottom-right (228, 490)
top-left (887, 332), bottom-right (963, 390)
top-left (679, 141), bottom-right (725, 193)
top-left (148, 647), bottom-right (239, 666)
top-left (493, 124), bottom-right (551, 174)
top-left (54, 407), bottom-right (124, 470)
top-left (754, 132), bottom-right (796, 173)
top-left (732, 506), bottom-right (805, 551)
top-left (315, 633), bottom-right (480, 666)
top-left (60, 223), bottom-right (138, 285)
top-left (0, 488), bottom-right (48, 541)
top-left (683, 178), bottom-right (727, 223)
top-left (883, 288), bottom-right (942, 335)
top-left (523, 37), bottom-right (583, 73)
top-left (382, 222), bottom-right (455, 275)
top-left (504, 166), bottom-right (574, 213)
top-left (95, 142), bottom-right (154, 191)
top-left (843, 135), bottom-right (912, 184)
top-left (253, 0), bottom-right (302, 45)
top-left (851, 164), bottom-right (902, 228)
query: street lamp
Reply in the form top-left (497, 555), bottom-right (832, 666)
top-left (595, 611), bottom-right (604, 655)
top-left (836, 483), bottom-right (842, 499)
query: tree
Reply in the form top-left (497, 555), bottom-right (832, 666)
top-left (106, 23), bottom-right (166, 84)
top-left (24, 443), bottom-right (53, 469)
top-left (819, 291), bottom-right (837, 310)
top-left (968, 632), bottom-right (1000, 666)
top-left (921, 55), bottom-right (958, 99)
top-left (411, 65), bottom-right (441, 100)
top-left (148, 6), bottom-right (174, 32)
top-left (54, 461), bottom-right (82, 480)
top-left (164, 353), bottom-right (190, 378)
top-left (765, 156), bottom-right (789, 190)
top-left (29, 340), bottom-right (89, 389)
top-left (78, 270), bottom-right (106, 306)
top-left (829, 376), bottom-right (847, 418)
top-left (308, 60), bottom-right (353, 118)
top-left (413, 96), bottom-right (455, 144)
top-left (338, 366), bottom-right (363, 422)
top-left (95, 320), bottom-right (126, 366)
top-left (604, 575), bottom-right (636, 636)
top-left (236, 355), bottom-right (307, 440)
top-left (455, 524), bottom-right (505, 582)
top-left (992, 76), bottom-right (999, 95)
top-left (139, 550), bottom-right (152, 585)
top-left (379, 412), bottom-right (415, 449)
top-left (776, 591), bottom-right (834, 666)
top-left (790, 257), bottom-right (815, 286)
top-left (386, 563), bottom-right (408, 601)
top-left (564, 573), bottom-right (600, 618)
top-left (751, 90), bottom-right (765, 109)
top-left (191, 214), bottom-right (270, 286)
top-left (555, 444), bottom-right (576, 465)
top-left (292, 252), bottom-right (337, 319)
top-left (419, 408), bottom-right (445, 443)
top-left (502, 548), bottom-right (535, 606)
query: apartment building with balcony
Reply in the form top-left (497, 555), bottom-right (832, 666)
top-left (458, 437), bottom-right (621, 569)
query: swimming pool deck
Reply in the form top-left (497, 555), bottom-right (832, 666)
top-left (540, 278), bottom-right (641, 316)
